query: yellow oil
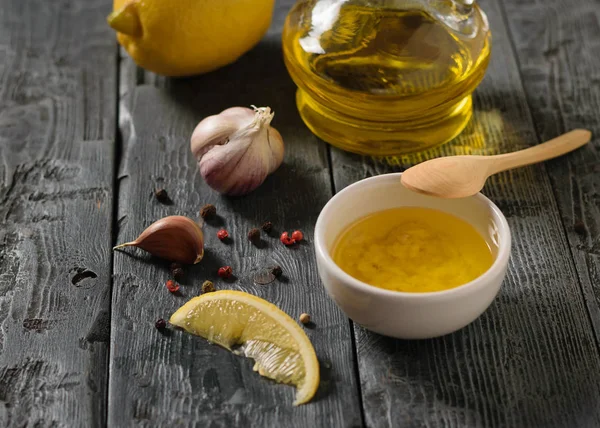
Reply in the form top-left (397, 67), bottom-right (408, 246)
top-left (282, 5), bottom-right (491, 155)
top-left (332, 207), bottom-right (493, 293)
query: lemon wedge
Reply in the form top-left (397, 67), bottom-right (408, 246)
top-left (169, 290), bottom-right (319, 405)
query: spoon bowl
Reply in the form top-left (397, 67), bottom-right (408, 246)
top-left (401, 155), bottom-right (492, 198)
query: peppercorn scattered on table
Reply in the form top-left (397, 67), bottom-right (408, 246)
top-left (2, 0), bottom-right (599, 426)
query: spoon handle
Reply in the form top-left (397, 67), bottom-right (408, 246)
top-left (488, 129), bottom-right (592, 174)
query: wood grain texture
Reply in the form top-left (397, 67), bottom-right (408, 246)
top-left (331, 0), bottom-right (600, 426)
top-left (500, 0), bottom-right (600, 349)
top-left (108, 2), bottom-right (362, 426)
top-left (0, 0), bottom-right (116, 426)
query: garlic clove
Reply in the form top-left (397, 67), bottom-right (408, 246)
top-left (191, 106), bottom-right (284, 196)
top-left (113, 216), bottom-right (204, 264)
top-left (267, 126), bottom-right (285, 172)
top-left (190, 107), bottom-right (253, 158)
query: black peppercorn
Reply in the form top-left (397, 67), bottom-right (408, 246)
top-left (248, 227), bottom-right (261, 242)
top-left (270, 265), bottom-right (283, 278)
top-left (169, 262), bottom-right (184, 280)
top-left (172, 268), bottom-right (184, 281)
top-left (261, 221), bottom-right (273, 234)
top-left (574, 220), bottom-right (587, 236)
top-left (155, 188), bottom-right (170, 203)
top-left (200, 204), bottom-right (216, 219)
top-left (155, 318), bottom-right (167, 330)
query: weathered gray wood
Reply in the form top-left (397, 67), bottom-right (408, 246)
top-left (500, 0), bottom-right (600, 350)
top-left (108, 2), bottom-right (362, 426)
top-left (331, 0), bottom-right (600, 426)
top-left (0, 0), bottom-right (116, 426)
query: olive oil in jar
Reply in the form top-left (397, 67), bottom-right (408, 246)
top-left (332, 207), bottom-right (494, 293)
top-left (282, 3), bottom-right (491, 155)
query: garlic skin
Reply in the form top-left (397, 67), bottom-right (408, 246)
top-left (113, 216), bottom-right (204, 264)
top-left (191, 106), bottom-right (284, 196)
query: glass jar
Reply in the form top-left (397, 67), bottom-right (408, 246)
top-left (282, 0), bottom-right (491, 155)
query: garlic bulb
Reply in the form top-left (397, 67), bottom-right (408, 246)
top-left (190, 106), bottom-right (284, 196)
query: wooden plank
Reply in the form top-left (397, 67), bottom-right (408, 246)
top-left (330, 0), bottom-right (600, 426)
top-left (500, 0), bottom-right (600, 347)
top-left (108, 2), bottom-right (362, 426)
top-left (0, 0), bottom-right (116, 426)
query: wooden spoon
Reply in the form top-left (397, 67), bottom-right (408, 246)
top-left (400, 129), bottom-right (592, 198)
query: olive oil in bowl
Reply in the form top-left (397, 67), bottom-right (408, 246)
top-left (332, 207), bottom-right (493, 293)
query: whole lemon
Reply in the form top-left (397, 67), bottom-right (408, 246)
top-left (108, 0), bottom-right (276, 76)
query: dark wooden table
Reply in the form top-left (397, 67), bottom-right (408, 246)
top-left (1, 0), bottom-right (600, 426)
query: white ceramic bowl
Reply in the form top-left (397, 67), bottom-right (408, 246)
top-left (314, 173), bottom-right (511, 339)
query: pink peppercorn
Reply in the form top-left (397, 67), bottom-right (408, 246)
top-left (218, 266), bottom-right (233, 279)
top-left (166, 279), bottom-right (180, 293)
top-left (280, 232), bottom-right (296, 246)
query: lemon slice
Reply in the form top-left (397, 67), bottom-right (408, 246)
top-left (169, 290), bottom-right (319, 405)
